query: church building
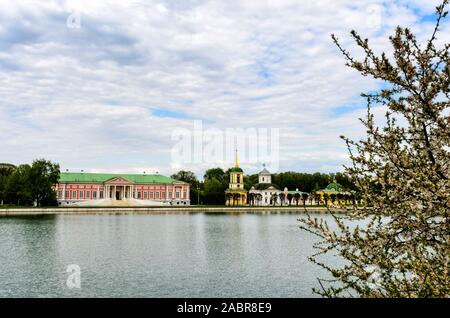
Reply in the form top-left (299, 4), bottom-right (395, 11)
top-left (248, 165), bottom-right (281, 206)
top-left (249, 165), bottom-right (309, 206)
top-left (225, 150), bottom-right (247, 206)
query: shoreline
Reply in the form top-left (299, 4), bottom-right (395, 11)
top-left (0, 206), bottom-right (340, 216)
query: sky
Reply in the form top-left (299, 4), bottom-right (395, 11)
top-left (0, 0), bottom-right (449, 178)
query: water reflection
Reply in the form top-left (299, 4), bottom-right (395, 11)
top-left (0, 213), bottom-right (337, 297)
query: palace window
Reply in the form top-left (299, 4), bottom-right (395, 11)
top-left (176, 192), bottom-right (180, 199)
top-left (100, 191), bottom-right (104, 199)
top-left (93, 191), bottom-right (97, 199)
top-left (156, 192), bottom-right (160, 199)
top-left (144, 192), bottom-right (148, 199)
top-left (79, 191), bottom-right (83, 199)
top-left (183, 191), bottom-right (187, 199)
top-left (237, 175), bottom-right (240, 183)
top-left (72, 191), bottom-right (76, 199)
top-left (58, 191), bottom-right (62, 199)
top-left (137, 192), bottom-right (141, 199)
top-left (150, 192), bottom-right (154, 199)
top-left (86, 191), bottom-right (90, 199)
top-left (65, 191), bottom-right (69, 199)
top-left (162, 192), bottom-right (166, 199)
top-left (169, 192), bottom-right (172, 199)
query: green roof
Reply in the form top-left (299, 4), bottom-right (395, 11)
top-left (59, 172), bottom-right (183, 184)
top-left (320, 182), bottom-right (344, 193)
top-left (229, 167), bottom-right (243, 172)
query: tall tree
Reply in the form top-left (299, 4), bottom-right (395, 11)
top-left (300, 1), bottom-right (450, 297)
top-left (0, 163), bottom-right (16, 205)
top-left (28, 159), bottom-right (60, 206)
top-left (203, 177), bottom-right (227, 205)
top-left (6, 164), bottom-right (32, 205)
top-left (203, 168), bottom-right (227, 182)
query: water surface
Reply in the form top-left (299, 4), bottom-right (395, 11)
top-left (0, 213), bottom-right (337, 297)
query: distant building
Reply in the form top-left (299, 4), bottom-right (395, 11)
top-left (56, 172), bottom-right (190, 206)
top-left (249, 165), bottom-right (308, 206)
top-left (249, 165), bottom-right (281, 205)
top-left (315, 181), bottom-right (352, 206)
top-left (225, 150), bottom-right (247, 206)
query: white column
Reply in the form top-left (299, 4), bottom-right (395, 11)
top-left (97, 186), bottom-right (100, 199)
top-left (63, 184), bottom-right (66, 200)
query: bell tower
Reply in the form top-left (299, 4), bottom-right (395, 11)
top-left (229, 149), bottom-right (244, 189)
top-left (225, 149), bottom-right (247, 206)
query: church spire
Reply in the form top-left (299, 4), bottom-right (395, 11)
top-left (235, 148), bottom-right (239, 168)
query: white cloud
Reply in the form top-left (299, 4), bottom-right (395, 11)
top-left (0, 0), bottom-right (448, 177)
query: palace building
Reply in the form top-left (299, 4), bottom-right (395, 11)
top-left (56, 172), bottom-right (190, 206)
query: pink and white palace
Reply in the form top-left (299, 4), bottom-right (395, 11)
top-left (56, 172), bottom-right (190, 206)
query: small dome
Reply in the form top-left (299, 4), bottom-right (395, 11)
top-left (325, 182), bottom-right (343, 192)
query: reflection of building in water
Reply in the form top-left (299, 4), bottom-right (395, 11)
top-left (56, 172), bottom-right (190, 206)
top-left (225, 150), bottom-right (247, 206)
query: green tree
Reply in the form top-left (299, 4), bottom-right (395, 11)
top-left (244, 173), bottom-right (259, 190)
top-left (204, 168), bottom-right (227, 182)
top-left (6, 164), bottom-right (32, 205)
top-left (28, 159), bottom-right (60, 206)
top-left (0, 163), bottom-right (16, 205)
top-left (300, 1), bottom-right (450, 297)
top-left (203, 177), bottom-right (227, 205)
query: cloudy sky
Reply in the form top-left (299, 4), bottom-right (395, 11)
top-left (1, 0), bottom-right (449, 177)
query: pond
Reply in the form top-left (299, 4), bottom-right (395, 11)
top-left (0, 213), bottom-right (339, 297)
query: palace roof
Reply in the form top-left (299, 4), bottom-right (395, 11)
top-left (251, 183), bottom-right (280, 190)
top-left (258, 167), bottom-right (271, 175)
top-left (59, 172), bottom-right (183, 184)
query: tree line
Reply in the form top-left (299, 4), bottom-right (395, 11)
top-left (0, 159), bottom-right (60, 206)
top-left (171, 168), bottom-right (358, 205)
top-left (1, 159), bottom-right (356, 207)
